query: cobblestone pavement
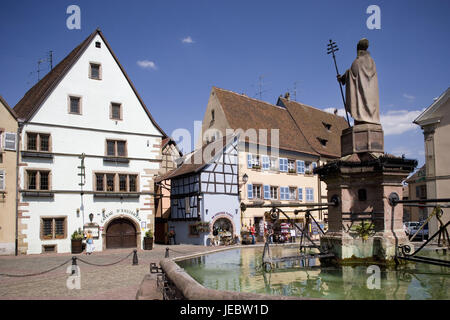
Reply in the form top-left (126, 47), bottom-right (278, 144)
top-left (0, 244), bottom-right (220, 300)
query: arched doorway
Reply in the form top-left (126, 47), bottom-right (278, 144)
top-left (213, 218), bottom-right (233, 234)
top-left (106, 218), bottom-right (137, 249)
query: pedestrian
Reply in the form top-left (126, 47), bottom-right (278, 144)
top-left (213, 227), bottom-right (220, 246)
top-left (85, 230), bottom-right (94, 255)
top-left (290, 227), bottom-right (296, 243)
top-left (269, 228), bottom-right (274, 244)
top-left (250, 224), bottom-right (256, 244)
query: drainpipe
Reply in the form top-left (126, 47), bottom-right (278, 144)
top-left (15, 119), bottom-right (24, 256)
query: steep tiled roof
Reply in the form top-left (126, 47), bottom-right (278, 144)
top-left (278, 98), bottom-right (349, 158)
top-left (212, 87), bottom-right (318, 156)
top-left (13, 29), bottom-right (167, 138)
top-left (156, 135), bottom-right (236, 182)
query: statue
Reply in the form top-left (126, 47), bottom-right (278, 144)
top-left (337, 39), bottom-right (380, 125)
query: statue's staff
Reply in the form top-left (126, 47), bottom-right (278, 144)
top-left (327, 39), bottom-right (350, 126)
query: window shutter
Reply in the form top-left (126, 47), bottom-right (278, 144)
top-left (0, 170), bottom-right (4, 190)
top-left (263, 185), bottom-right (270, 199)
top-left (4, 132), bottom-right (16, 151)
top-left (247, 183), bottom-right (253, 199)
top-left (247, 154), bottom-right (253, 168)
top-left (297, 160), bottom-right (305, 174)
top-left (262, 156), bottom-right (270, 170)
top-left (279, 158), bottom-right (288, 172)
top-left (298, 188), bottom-right (303, 201)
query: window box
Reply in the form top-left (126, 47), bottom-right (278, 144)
top-left (252, 165), bottom-right (261, 170)
top-left (288, 169), bottom-right (296, 174)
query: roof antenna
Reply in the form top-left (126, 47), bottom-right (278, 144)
top-left (255, 75), bottom-right (270, 100)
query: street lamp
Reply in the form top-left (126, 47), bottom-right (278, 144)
top-left (240, 174), bottom-right (249, 227)
top-left (242, 173), bottom-right (248, 184)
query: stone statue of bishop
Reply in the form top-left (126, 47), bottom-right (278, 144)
top-left (338, 38), bottom-right (380, 125)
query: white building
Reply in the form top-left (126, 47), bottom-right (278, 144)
top-left (13, 29), bottom-right (166, 254)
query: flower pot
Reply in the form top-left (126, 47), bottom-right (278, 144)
top-left (143, 237), bottom-right (153, 250)
top-left (71, 239), bottom-right (83, 254)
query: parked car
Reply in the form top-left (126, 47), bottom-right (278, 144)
top-left (403, 222), bottom-right (420, 236)
top-left (404, 221), bottom-right (429, 240)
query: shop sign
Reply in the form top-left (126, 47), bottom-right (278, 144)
top-left (101, 209), bottom-right (141, 224)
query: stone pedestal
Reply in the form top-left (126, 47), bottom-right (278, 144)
top-left (341, 123), bottom-right (384, 157)
top-left (315, 155), bottom-right (417, 265)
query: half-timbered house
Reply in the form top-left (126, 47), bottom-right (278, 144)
top-left (156, 135), bottom-right (240, 246)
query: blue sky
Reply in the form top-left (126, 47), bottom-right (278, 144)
top-left (1, 0), bottom-right (449, 168)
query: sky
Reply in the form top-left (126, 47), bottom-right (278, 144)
top-left (1, 0), bottom-right (449, 169)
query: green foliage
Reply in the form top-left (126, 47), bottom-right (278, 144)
top-left (71, 229), bottom-right (83, 240)
top-left (353, 220), bottom-right (374, 240)
top-left (145, 229), bottom-right (153, 238)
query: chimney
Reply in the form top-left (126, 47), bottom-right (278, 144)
top-left (334, 108), bottom-right (338, 115)
top-left (284, 92), bottom-right (290, 100)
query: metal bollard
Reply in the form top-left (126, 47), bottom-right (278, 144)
top-left (132, 249), bottom-right (138, 266)
top-left (165, 247), bottom-right (169, 258)
top-left (71, 256), bottom-right (77, 275)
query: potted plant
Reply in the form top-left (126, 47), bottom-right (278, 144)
top-left (354, 220), bottom-right (374, 241)
top-left (71, 229), bottom-right (83, 254)
top-left (144, 229), bottom-right (154, 250)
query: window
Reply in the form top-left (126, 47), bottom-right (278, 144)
top-left (279, 158), bottom-right (288, 172)
top-left (26, 132), bottom-right (51, 152)
top-left (270, 157), bottom-right (278, 170)
top-left (211, 109), bottom-right (215, 121)
top-left (41, 217), bottom-right (66, 240)
top-left (318, 138), bottom-right (328, 147)
top-left (95, 41), bottom-right (101, 48)
top-left (297, 160), bottom-right (305, 174)
top-left (106, 140), bottom-right (127, 157)
top-left (298, 188), bottom-right (303, 201)
top-left (322, 122), bottom-right (332, 131)
top-left (289, 187), bottom-right (296, 200)
top-left (280, 187), bottom-right (289, 200)
top-left (0, 170), bottom-right (4, 190)
top-left (247, 154), bottom-right (261, 169)
top-left (95, 173), bottom-right (138, 192)
top-left (110, 102), bottom-right (122, 120)
top-left (306, 188), bottom-right (314, 202)
top-left (288, 160), bottom-right (296, 173)
top-left (89, 63), bottom-right (101, 80)
top-left (252, 185), bottom-right (262, 199)
top-left (270, 186), bottom-right (278, 200)
top-left (69, 96), bottom-right (81, 114)
top-left (26, 170), bottom-right (50, 190)
top-left (3, 132), bottom-right (17, 151)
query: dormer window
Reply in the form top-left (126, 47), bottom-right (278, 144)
top-left (89, 63), bottom-right (102, 80)
top-left (318, 138), bottom-right (328, 147)
top-left (322, 122), bottom-right (332, 131)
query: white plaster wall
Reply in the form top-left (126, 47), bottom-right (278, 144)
top-left (18, 33), bottom-right (164, 254)
top-left (30, 34), bottom-right (161, 136)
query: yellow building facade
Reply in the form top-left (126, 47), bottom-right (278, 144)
top-left (0, 96), bottom-right (18, 255)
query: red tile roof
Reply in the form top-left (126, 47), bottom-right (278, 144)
top-left (212, 87), bottom-right (319, 156)
top-left (278, 98), bottom-right (349, 158)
